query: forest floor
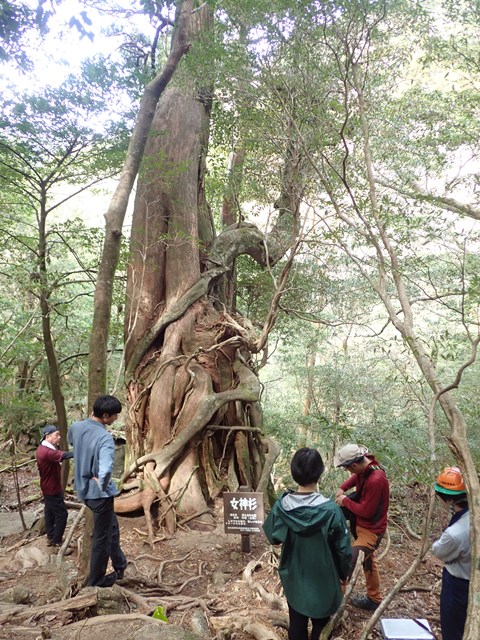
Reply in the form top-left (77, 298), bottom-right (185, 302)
top-left (0, 461), bottom-right (447, 640)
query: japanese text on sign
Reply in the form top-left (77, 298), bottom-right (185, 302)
top-left (223, 491), bottom-right (264, 535)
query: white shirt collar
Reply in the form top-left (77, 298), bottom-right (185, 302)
top-left (41, 440), bottom-right (56, 450)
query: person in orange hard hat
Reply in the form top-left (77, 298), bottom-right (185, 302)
top-left (432, 466), bottom-right (470, 640)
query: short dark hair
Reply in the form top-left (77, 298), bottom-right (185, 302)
top-left (291, 448), bottom-right (324, 486)
top-left (436, 490), bottom-right (468, 509)
top-left (92, 395), bottom-right (122, 417)
top-left (349, 456), bottom-right (366, 466)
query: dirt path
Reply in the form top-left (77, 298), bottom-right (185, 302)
top-left (0, 466), bottom-right (445, 639)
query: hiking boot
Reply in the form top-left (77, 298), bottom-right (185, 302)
top-left (50, 544), bottom-right (73, 556)
top-left (115, 568), bottom-right (125, 581)
top-left (350, 594), bottom-right (380, 611)
top-left (97, 572), bottom-right (117, 588)
top-left (46, 538), bottom-right (56, 547)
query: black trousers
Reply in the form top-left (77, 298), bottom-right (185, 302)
top-left (288, 604), bottom-right (329, 640)
top-left (85, 496), bottom-right (127, 587)
top-left (43, 493), bottom-right (68, 544)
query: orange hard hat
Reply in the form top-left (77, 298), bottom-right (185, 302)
top-left (434, 466), bottom-right (466, 495)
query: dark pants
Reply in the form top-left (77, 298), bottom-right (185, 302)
top-left (84, 497), bottom-right (127, 587)
top-left (440, 567), bottom-right (469, 640)
top-left (288, 604), bottom-right (329, 640)
top-left (43, 493), bottom-right (68, 544)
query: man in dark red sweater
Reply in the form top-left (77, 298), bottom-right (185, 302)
top-left (35, 425), bottom-right (73, 550)
top-left (334, 443), bottom-right (389, 611)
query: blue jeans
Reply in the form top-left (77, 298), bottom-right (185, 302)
top-left (440, 567), bottom-right (469, 640)
top-left (44, 493), bottom-right (68, 544)
top-left (84, 497), bottom-right (126, 587)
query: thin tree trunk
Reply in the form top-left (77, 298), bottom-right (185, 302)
top-left (298, 337), bottom-right (317, 448)
top-left (82, 0), bottom-right (194, 580)
top-left (38, 189), bottom-right (69, 488)
top-left (219, 148), bottom-right (245, 310)
top-left (351, 61), bottom-right (480, 638)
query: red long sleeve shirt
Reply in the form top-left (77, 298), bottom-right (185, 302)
top-left (36, 443), bottom-right (64, 496)
top-left (340, 456), bottom-right (389, 534)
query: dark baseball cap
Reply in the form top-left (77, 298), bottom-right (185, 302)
top-left (42, 425), bottom-right (59, 438)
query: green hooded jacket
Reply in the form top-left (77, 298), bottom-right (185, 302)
top-left (263, 490), bottom-right (352, 619)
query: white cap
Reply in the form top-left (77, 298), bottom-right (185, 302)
top-left (333, 444), bottom-right (368, 468)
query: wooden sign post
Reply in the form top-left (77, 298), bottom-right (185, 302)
top-left (223, 487), bottom-right (264, 553)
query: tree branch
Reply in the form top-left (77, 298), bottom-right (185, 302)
top-left (378, 177), bottom-right (480, 222)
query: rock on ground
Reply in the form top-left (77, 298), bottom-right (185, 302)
top-left (49, 615), bottom-right (201, 640)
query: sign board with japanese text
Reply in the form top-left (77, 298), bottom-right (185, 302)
top-left (223, 491), bottom-right (264, 535)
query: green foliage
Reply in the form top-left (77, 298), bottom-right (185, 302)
top-left (0, 0), bottom-right (50, 68)
top-left (424, 0), bottom-right (480, 77)
top-left (0, 212), bottom-right (100, 430)
top-left (1, 0), bottom-right (479, 494)
top-left (0, 1), bottom-right (101, 69)
top-left (0, 59), bottom-right (133, 434)
top-left (248, 0), bottom-right (480, 493)
top-left (1, 76), bottom-right (128, 178)
top-left (0, 382), bottom-right (45, 435)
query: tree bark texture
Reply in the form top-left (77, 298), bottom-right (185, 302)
top-left (83, 0), bottom-right (194, 582)
top-left (87, 0), bottom-right (194, 409)
top-left (118, 76), bottom-right (299, 532)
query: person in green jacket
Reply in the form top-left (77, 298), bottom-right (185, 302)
top-left (263, 448), bottom-right (352, 640)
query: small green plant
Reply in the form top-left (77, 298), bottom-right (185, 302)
top-left (152, 605), bottom-right (168, 622)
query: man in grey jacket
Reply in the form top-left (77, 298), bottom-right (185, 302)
top-left (68, 395), bottom-right (127, 587)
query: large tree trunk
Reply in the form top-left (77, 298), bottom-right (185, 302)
top-left (87, 0), bottom-right (193, 408)
top-left (118, 72), bottom-right (302, 533)
top-left (81, 0), bottom-right (194, 585)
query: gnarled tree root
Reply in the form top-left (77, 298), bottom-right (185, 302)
top-left (210, 615), bottom-right (283, 640)
top-left (117, 360), bottom-right (263, 536)
top-left (234, 552), bottom-right (366, 640)
top-left (0, 590), bottom-right (98, 626)
top-left (243, 559), bottom-right (287, 611)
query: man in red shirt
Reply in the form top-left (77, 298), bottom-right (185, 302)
top-left (35, 425), bottom-right (73, 550)
top-left (334, 444), bottom-right (389, 611)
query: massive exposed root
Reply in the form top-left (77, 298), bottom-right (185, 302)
top-left (116, 319), bottom-right (277, 538)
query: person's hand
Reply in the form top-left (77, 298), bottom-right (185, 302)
top-left (335, 494), bottom-right (346, 506)
top-left (335, 488), bottom-right (345, 498)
